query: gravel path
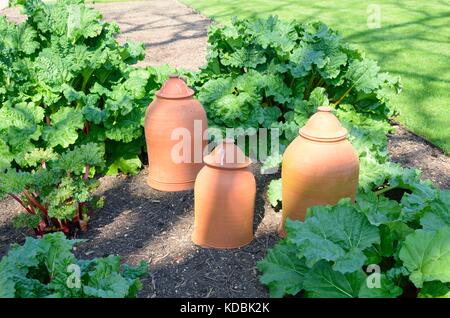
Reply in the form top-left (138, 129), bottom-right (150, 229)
top-left (1, 0), bottom-right (449, 298)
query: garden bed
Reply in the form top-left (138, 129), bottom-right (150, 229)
top-left (0, 128), bottom-right (448, 297)
top-left (1, 0), bottom-right (449, 298)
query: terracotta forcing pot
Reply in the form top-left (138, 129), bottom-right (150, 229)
top-left (192, 139), bottom-right (256, 249)
top-left (279, 106), bottom-right (359, 236)
top-left (144, 75), bottom-right (208, 191)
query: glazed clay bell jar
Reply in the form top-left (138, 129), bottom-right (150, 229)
top-left (144, 75), bottom-right (208, 191)
top-left (192, 139), bottom-right (256, 249)
top-left (279, 106), bottom-right (359, 236)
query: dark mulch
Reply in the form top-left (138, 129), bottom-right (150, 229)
top-left (0, 165), bottom-right (280, 298)
top-left (72, 165), bottom-right (279, 298)
top-left (1, 126), bottom-right (449, 297)
top-left (388, 122), bottom-right (450, 189)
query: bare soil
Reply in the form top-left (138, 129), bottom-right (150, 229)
top-left (388, 122), bottom-right (450, 189)
top-left (1, 0), bottom-right (449, 298)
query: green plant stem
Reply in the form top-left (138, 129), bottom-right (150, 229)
top-left (333, 85), bottom-right (353, 106)
top-left (374, 185), bottom-right (395, 196)
top-left (316, 78), bottom-right (324, 87)
top-left (334, 62), bottom-right (372, 106)
top-left (289, 76), bottom-right (295, 88)
top-left (304, 72), bottom-right (316, 99)
top-left (81, 69), bottom-right (94, 92)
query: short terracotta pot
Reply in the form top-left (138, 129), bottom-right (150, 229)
top-left (279, 106), bottom-right (359, 236)
top-left (144, 75), bottom-right (208, 191)
top-left (192, 139), bottom-right (256, 249)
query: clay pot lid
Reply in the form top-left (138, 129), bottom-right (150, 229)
top-left (156, 74), bottom-right (194, 99)
top-left (299, 106), bottom-right (348, 142)
top-left (204, 139), bottom-right (252, 169)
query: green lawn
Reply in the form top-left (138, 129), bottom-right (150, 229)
top-left (182, 0), bottom-right (450, 153)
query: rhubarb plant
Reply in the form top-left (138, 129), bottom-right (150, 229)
top-left (1, 0), bottom-right (171, 175)
top-left (0, 232), bottom-right (148, 298)
top-left (189, 16), bottom-right (401, 201)
top-left (0, 143), bottom-right (105, 235)
top-left (258, 176), bottom-right (450, 298)
top-left (190, 16), bottom-right (401, 164)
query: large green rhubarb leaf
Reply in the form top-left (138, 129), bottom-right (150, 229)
top-left (358, 273), bottom-right (403, 298)
top-left (257, 242), bottom-right (309, 298)
top-left (418, 281), bottom-right (450, 298)
top-left (67, 4), bottom-right (103, 43)
top-left (286, 199), bottom-right (379, 273)
top-left (289, 44), bottom-right (325, 77)
top-left (356, 192), bottom-right (401, 226)
top-left (42, 107), bottom-right (84, 148)
top-left (419, 189), bottom-right (450, 231)
top-left (83, 256), bottom-right (131, 298)
top-left (344, 59), bottom-right (381, 94)
top-left (303, 261), bottom-right (364, 298)
top-left (303, 261), bottom-right (401, 298)
top-left (399, 228), bottom-right (450, 288)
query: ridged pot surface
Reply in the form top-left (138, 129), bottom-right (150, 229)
top-left (192, 140), bottom-right (256, 249)
top-left (279, 107), bottom-right (359, 236)
top-left (144, 76), bottom-right (207, 191)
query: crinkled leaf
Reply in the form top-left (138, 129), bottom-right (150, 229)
top-left (418, 281), bottom-right (450, 298)
top-left (67, 4), bottom-right (103, 43)
top-left (106, 156), bottom-right (142, 176)
top-left (358, 274), bottom-right (403, 298)
top-left (266, 178), bottom-right (282, 207)
top-left (286, 199), bottom-right (379, 273)
top-left (257, 242), bottom-right (309, 298)
top-left (356, 192), bottom-right (401, 226)
top-left (42, 107), bottom-right (84, 148)
top-left (344, 59), bottom-right (381, 93)
top-left (419, 189), bottom-right (450, 231)
top-left (303, 261), bottom-right (365, 298)
top-left (399, 228), bottom-right (450, 288)
top-left (83, 256), bottom-right (132, 298)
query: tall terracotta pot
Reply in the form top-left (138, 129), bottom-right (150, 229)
top-left (144, 75), bottom-right (207, 191)
top-left (192, 139), bottom-right (256, 249)
top-left (279, 106), bottom-right (359, 236)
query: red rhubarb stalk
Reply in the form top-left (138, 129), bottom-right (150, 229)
top-left (83, 164), bottom-right (90, 179)
top-left (8, 193), bottom-right (34, 214)
top-left (23, 190), bottom-right (48, 216)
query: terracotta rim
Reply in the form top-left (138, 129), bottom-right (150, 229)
top-left (155, 74), bottom-right (195, 99)
top-left (203, 157), bottom-right (253, 169)
top-left (147, 178), bottom-right (195, 192)
top-left (317, 106), bottom-right (333, 112)
top-left (192, 234), bottom-right (254, 249)
top-left (155, 90), bottom-right (194, 100)
top-left (203, 139), bottom-right (253, 169)
top-left (299, 130), bottom-right (347, 142)
top-left (299, 106), bottom-right (348, 141)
